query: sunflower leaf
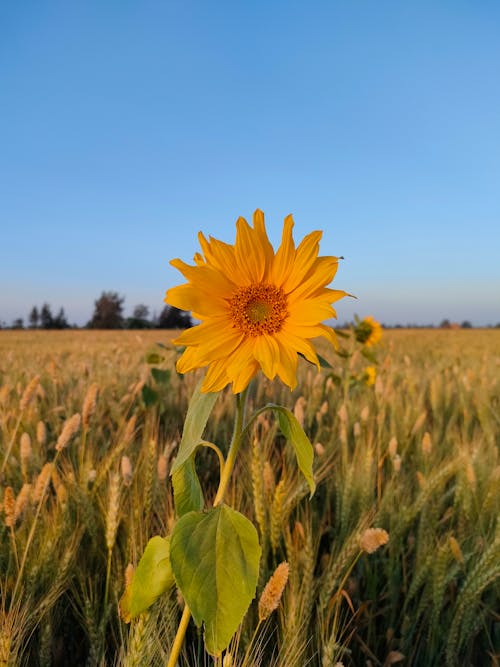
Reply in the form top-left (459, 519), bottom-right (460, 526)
top-left (171, 377), bottom-right (218, 474)
top-left (268, 404), bottom-right (316, 496)
top-left (170, 505), bottom-right (261, 656)
top-left (172, 456), bottom-right (204, 516)
top-left (119, 536), bottom-right (174, 622)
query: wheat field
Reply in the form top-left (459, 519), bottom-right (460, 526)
top-left (1, 328), bottom-right (499, 666)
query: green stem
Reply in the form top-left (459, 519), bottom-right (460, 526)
top-left (213, 388), bottom-right (248, 507)
top-left (200, 441), bottom-right (225, 478)
top-left (167, 605), bottom-right (191, 667)
top-left (166, 387), bottom-right (249, 667)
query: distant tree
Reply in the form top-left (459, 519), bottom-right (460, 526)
top-left (29, 306), bottom-right (40, 329)
top-left (440, 319), bottom-right (451, 329)
top-left (88, 292), bottom-right (125, 329)
top-left (133, 304), bottom-right (149, 320)
top-left (461, 320), bottom-right (472, 329)
top-left (157, 305), bottom-right (193, 329)
top-left (126, 304), bottom-right (152, 329)
top-left (53, 307), bottom-right (70, 329)
top-left (40, 303), bottom-right (54, 329)
top-left (12, 318), bottom-right (24, 329)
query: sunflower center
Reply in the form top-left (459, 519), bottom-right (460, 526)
top-left (229, 284), bottom-right (288, 336)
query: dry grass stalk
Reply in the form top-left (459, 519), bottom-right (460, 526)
top-left (293, 396), bottom-right (306, 427)
top-left (19, 376), bottom-right (40, 412)
top-left (125, 563), bottom-right (134, 588)
top-left (36, 421), bottom-right (47, 446)
top-left (338, 404), bottom-right (348, 424)
top-left (51, 467), bottom-right (68, 506)
top-left (14, 484), bottom-right (32, 523)
top-left (106, 473), bottom-right (121, 552)
top-left (56, 413), bottom-right (81, 451)
top-left (0, 384), bottom-right (10, 406)
top-left (32, 463), bottom-right (54, 505)
top-left (270, 479), bottom-right (286, 553)
top-left (315, 442), bottom-right (326, 456)
top-left (263, 461), bottom-right (275, 499)
top-left (449, 536), bottom-right (465, 565)
top-left (388, 436), bottom-right (398, 457)
top-left (251, 437), bottom-right (265, 536)
top-left (3, 487), bottom-right (15, 528)
top-left (258, 562), bottom-right (290, 621)
top-left (360, 405), bottom-right (370, 422)
top-left (121, 456), bottom-right (133, 486)
top-left (359, 528), bottom-right (389, 554)
top-left (421, 431), bottom-right (432, 455)
top-left (411, 410), bottom-right (427, 435)
top-left (157, 453), bottom-right (168, 481)
top-left (392, 454), bottom-right (402, 473)
top-left (123, 414), bottom-right (137, 447)
top-left (20, 433), bottom-right (32, 479)
top-left (82, 382), bottom-right (99, 428)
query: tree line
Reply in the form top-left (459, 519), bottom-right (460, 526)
top-left (3, 291), bottom-right (193, 330)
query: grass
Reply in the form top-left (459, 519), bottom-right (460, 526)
top-left (0, 328), bottom-right (499, 666)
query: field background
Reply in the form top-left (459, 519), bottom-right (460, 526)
top-left (1, 329), bottom-right (499, 666)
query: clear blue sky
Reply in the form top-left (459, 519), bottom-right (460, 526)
top-left (1, 1), bottom-right (499, 326)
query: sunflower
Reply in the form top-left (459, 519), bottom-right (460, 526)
top-left (165, 210), bottom-right (348, 393)
top-left (354, 316), bottom-right (382, 347)
top-left (364, 366), bottom-right (377, 387)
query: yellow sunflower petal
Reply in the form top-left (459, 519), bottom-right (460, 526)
top-left (316, 324), bottom-right (339, 348)
top-left (231, 359), bottom-right (260, 394)
top-left (324, 288), bottom-right (352, 302)
top-left (277, 327), bottom-right (320, 369)
top-left (225, 338), bottom-right (256, 377)
top-left (235, 217), bottom-right (267, 284)
top-left (253, 334), bottom-right (280, 380)
top-left (176, 346), bottom-right (201, 374)
top-left (202, 360), bottom-right (230, 393)
top-left (282, 230), bottom-right (322, 293)
top-left (288, 298), bottom-right (336, 325)
top-left (165, 284), bottom-right (226, 317)
top-left (252, 209), bottom-right (275, 276)
top-left (274, 336), bottom-right (299, 390)
top-left (172, 318), bottom-right (242, 359)
top-left (198, 232), bottom-right (238, 277)
top-left (270, 214), bottom-right (295, 287)
top-left (170, 258), bottom-right (235, 297)
top-left (288, 256), bottom-right (340, 301)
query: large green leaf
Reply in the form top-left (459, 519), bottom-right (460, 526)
top-left (120, 536), bottom-right (174, 622)
top-left (172, 456), bottom-right (204, 516)
top-left (171, 378), bottom-right (218, 474)
top-left (269, 404), bottom-right (316, 496)
top-left (170, 505), bottom-right (261, 656)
